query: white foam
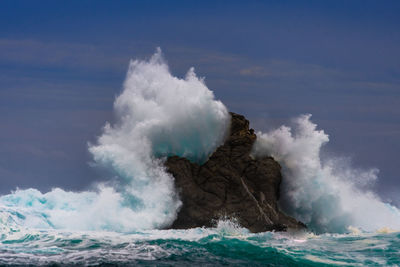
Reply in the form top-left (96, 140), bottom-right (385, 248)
top-left (253, 114), bottom-right (400, 233)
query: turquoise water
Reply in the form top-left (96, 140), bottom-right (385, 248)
top-left (1, 220), bottom-right (399, 266)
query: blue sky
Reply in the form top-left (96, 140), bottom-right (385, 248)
top-left (0, 1), bottom-right (399, 203)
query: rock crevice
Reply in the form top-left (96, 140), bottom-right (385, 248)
top-left (165, 112), bottom-right (305, 232)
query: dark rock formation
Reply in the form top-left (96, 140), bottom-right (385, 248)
top-left (165, 112), bottom-right (305, 232)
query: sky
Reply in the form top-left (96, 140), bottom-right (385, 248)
top-left (0, 1), bottom-right (399, 203)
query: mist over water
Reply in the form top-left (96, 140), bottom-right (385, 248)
top-left (252, 114), bottom-right (400, 233)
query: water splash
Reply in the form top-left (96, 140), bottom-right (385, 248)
top-left (0, 49), bottom-right (230, 232)
top-left (252, 114), bottom-right (400, 233)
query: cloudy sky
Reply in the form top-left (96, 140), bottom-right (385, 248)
top-left (1, 1), bottom-right (399, 203)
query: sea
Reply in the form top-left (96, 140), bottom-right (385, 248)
top-left (1, 220), bottom-right (399, 266)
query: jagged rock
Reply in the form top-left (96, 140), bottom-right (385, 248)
top-left (165, 112), bottom-right (305, 232)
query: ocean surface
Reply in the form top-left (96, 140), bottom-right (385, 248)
top-left (1, 220), bottom-right (399, 266)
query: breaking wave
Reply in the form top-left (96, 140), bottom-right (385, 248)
top-left (0, 49), bottom-right (230, 232)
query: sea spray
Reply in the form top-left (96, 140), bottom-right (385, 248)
top-left (252, 114), bottom-right (400, 233)
top-left (0, 49), bottom-right (230, 232)
top-left (88, 48), bottom-right (230, 229)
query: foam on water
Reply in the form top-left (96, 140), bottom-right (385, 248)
top-left (0, 219), bottom-right (399, 266)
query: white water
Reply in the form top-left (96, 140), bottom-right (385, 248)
top-left (0, 218), bottom-right (398, 266)
top-left (252, 114), bottom-right (400, 233)
top-left (0, 49), bottom-right (230, 232)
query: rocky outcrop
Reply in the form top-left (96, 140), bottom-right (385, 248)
top-left (165, 112), bottom-right (305, 232)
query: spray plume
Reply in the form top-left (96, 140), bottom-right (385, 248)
top-left (252, 114), bottom-right (400, 233)
top-left (0, 49), bottom-right (230, 232)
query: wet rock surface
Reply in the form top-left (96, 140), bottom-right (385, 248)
top-left (165, 112), bottom-right (305, 232)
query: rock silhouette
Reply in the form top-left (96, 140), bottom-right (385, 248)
top-left (165, 112), bottom-right (305, 232)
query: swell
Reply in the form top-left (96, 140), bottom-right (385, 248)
top-left (0, 222), bottom-right (399, 266)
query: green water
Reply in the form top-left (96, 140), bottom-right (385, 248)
top-left (1, 222), bottom-right (399, 266)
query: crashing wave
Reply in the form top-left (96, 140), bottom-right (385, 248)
top-left (0, 49), bottom-right (230, 232)
top-left (252, 114), bottom-right (400, 233)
